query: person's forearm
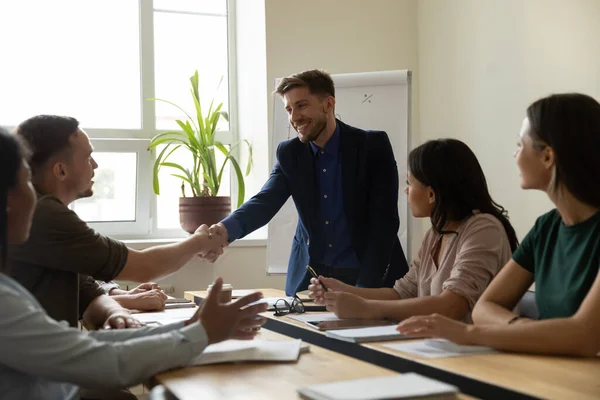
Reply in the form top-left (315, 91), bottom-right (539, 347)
top-left (349, 286), bottom-right (400, 300)
top-left (118, 235), bottom-right (203, 282)
top-left (472, 300), bottom-right (520, 325)
top-left (108, 294), bottom-right (137, 310)
top-left (82, 295), bottom-right (126, 327)
top-left (366, 296), bottom-right (466, 321)
top-left (90, 321), bottom-right (186, 342)
top-left (468, 317), bottom-right (598, 356)
top-left (109, 288), bottom-right (129, 295)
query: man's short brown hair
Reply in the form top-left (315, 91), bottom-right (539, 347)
top-left (15, 115), bottom-right (79, 177)
top-left (275, 69), bottom-right (335, 98)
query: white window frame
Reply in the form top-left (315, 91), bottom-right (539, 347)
top-left (0, 0), bottom-right (238, 240)
top-left (77, 138), bottom-right (152, 237)
top-left (83, 0), bottom-right (238, 239)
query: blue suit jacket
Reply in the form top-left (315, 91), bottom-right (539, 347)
top-left (225, 120), bottom-right (409, 295)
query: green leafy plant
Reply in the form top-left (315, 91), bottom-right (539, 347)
top-left (148, 70), bottom-right (251, 207)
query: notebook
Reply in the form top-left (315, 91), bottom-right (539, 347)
top-left (190, 339), bottom-right (305, 365)
top-left (297, 373), bottom-right (459, 400)
top-left (325, 325), bottom-right (409, 343)
top-left (288, 312), bottom-right (342, 323)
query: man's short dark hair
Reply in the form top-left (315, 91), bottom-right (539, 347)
top-left (15, 115), bottom-right (79, 177)
top-left (275, 69), bottom-right (335, 98)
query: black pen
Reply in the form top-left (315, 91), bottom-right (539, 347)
top-left (306, 265), bottom-right (328, 292)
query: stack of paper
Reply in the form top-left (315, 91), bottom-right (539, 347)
top-left (134, 307), bottom-right (198, 325)
top-left (297, 372), bottom-right (459, 400)
top-left (325, 325), bottom-right (409, 343)
top-left (191, 339), bottom-right (305, 365)
top-left (384, 339), bottom-right (496, 359)
top-left (163, 302), bottom-right (196, 310)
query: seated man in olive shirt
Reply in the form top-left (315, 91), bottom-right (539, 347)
top-left (8, 115), bottom-right (226, 329)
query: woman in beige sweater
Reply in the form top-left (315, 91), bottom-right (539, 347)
top-left (308, 139), bottom-right (519, 322)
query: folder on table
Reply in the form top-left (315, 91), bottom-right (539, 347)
top-left (325, 325), bottom-right (409, 343)
top-left (297, 372), bottom-right (459, 400)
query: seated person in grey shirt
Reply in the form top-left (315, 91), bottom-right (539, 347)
top-left (0, 128), bottom-right (268, 400)
top-left (309, 139), bottom-right (520, 322)
top-left (8, 115), bottom-right (228, 328)
top-left (100, 281), bottom-right (168, 311)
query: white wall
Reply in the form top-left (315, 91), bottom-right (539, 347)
top-left (146, 0), bottom-right (600, 296)
top-left (418, 0), bottom-right (600, 240)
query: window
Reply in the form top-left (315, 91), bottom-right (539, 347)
top-left (72, 139), bottom-right (152, 236)
top-left (0, 1), bottom-right (141, 128)
top-left (0, 0), bottom-right (235, 238)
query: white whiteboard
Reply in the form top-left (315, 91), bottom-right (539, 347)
top-left (267, 70), bottom-right (411, 274)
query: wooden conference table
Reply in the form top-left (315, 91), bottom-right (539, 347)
top-left (153, 328), bottom-right (474, 400)
top-left (177, 289), bottom-right (600, 400)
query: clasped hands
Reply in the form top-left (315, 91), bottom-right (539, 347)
top-left (194, 222), bottom-right (230, 263)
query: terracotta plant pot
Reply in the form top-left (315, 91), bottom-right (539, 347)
top-left (179, 196), bottom-right (231, 234)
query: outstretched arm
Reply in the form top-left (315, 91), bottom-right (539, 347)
top-left (217, 145), bottom-right (292, 242)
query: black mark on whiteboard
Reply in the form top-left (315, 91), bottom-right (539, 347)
top-left (362, 94), bottom-right (373, 104)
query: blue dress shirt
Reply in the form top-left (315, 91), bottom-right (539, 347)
top-left (222, 122), bottom-right (361, 269)
top-left (309, 123), bottom-right (361, 269)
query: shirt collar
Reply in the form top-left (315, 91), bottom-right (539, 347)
top-left (310, 121), bottom-right (340, 156)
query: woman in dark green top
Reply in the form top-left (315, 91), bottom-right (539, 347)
top-left (396, 93), bottom-right (600, 357)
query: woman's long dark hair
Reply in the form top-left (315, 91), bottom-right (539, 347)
top-left (0, 127), bottom-right (24, 270)
top-left (527, 93), bottom-right (600, 207)
top-left (409, 139), bottom-right (519, 252)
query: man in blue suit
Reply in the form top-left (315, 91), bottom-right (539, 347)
top-left (210, 69), bottom-right (409, 296)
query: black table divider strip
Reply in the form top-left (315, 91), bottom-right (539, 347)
top-left (192, 295), bottom-right (540, 400)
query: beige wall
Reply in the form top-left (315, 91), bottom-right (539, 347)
top-left (147, 0), bottom-right (600, 296)
top-left (418, 0), bottom-right (600, 240)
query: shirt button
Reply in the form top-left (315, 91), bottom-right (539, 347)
top-left (325, 221), bottom-right (329, 225)
top-left (329, 244), bottom-right (333, 248)
top-left (324, 194), bottom-right (328, 199)
top-left (320, 151), bottom-right (324, 155)
top-left (323, 168), bottom-right (327, 172)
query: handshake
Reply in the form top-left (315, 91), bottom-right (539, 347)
top-left (194, 222), bottom-right (230, 263)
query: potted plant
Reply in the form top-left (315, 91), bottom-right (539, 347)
top-left (148, 70), bottom-right (251, 234)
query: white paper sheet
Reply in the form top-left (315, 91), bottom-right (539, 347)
top-left (384, 339), bottom-right (497, 359)
top-left (133, 307), bottom-right (198, 324)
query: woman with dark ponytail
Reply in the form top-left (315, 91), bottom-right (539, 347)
top-left (309, 138), bottom-right (516, 323)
